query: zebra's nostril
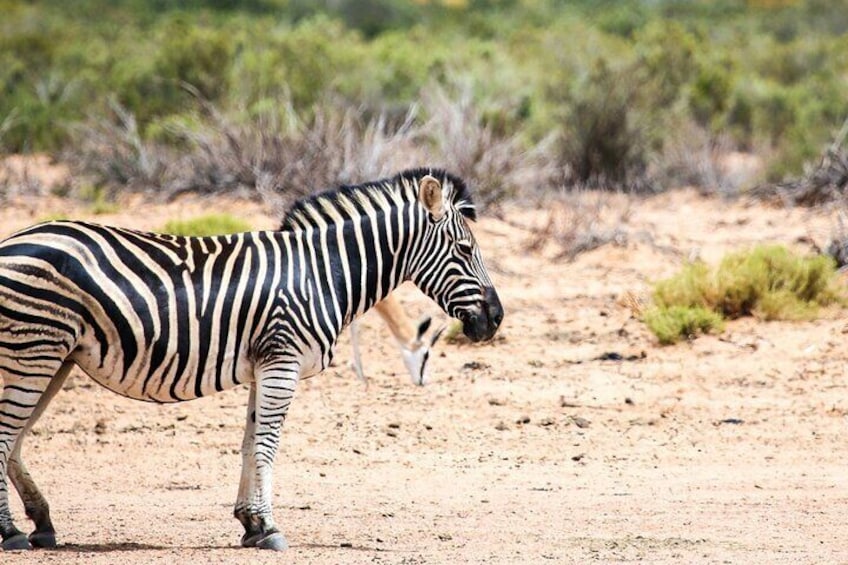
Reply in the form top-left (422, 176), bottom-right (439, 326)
top-left (494, 309), bottom-right (504, 326)
top-left (483, 286), bottom-right (503, 327)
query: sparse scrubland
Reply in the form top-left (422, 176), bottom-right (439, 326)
top-left (3, 5), bottom-right (848, 561)
top-left (2, 0), bottom-right (848, 204)
top-left (3, 0), bottom-right (848, 339)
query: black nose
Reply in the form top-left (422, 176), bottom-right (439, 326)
top-left (484, 286), bottom-right (504, 329)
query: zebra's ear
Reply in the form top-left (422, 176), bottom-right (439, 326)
top-left (418, 175), bottom-right (444, 220)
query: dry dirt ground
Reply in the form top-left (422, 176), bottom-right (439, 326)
top-left (0, 186), bottom-right (847, 564)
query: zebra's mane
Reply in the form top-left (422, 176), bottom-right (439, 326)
top-left (278, 168), bottom-right (476, 232)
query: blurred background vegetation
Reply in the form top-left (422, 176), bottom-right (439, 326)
top-left (1, 0), bottom-right (847, 207)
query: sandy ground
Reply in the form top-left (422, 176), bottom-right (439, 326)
top-left (0, 185), bottom-right (847, 564)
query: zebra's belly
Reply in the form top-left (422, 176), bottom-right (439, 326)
top-left (70, 339), bottom-right (254, 403)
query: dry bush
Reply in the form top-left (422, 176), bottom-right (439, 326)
top-left (64, 94), bottom-right (423, 207)
top-left (523, 188), bottom-right (631, 261)
top-left (826, 207), bottom-right (848, 269)
top-left (63, 86), bottom-right (551, 218)
top-left (0, 109), bottom-right (19, 152)
top-left (547, 61), bottom-right (659, 193)
top-left (0, 154), bottom-right (71, 200)
top-left (255, 99), bottom-right (422, 214)
top-left (750, 117), bottom-right (848, 206)
top-left (653, 121), bottom-right (759, 197)
top-left (0, 156), bottom-right (47, 199)
top-left (64, 100), bottom-right (169, 193)
top-left (419, 84), bottom-right (555, 214)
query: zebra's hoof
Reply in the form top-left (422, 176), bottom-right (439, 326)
top-left (2, 533), bottom-right (32, 551)
top-left (256, 532), bottom-right (288, 551)
top-left (29, 531), bottom-right (57, 549)
top-left (243, 530), bottom-right (288, 551)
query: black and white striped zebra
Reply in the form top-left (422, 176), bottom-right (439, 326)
top-left (0, 168), bottom-right (503, 551)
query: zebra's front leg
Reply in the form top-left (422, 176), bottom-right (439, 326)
top-left (233, 383), bottom-right (261, 546)
top-left (234, 364), bottom-right (299, 551)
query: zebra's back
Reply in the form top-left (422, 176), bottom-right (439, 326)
top-left (0, 221), bottom-right (298, 402)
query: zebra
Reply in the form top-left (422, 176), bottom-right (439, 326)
top-left (349, 293), bottom-right (445, 386)
top-left (0, 168), bottom-right (503, 551)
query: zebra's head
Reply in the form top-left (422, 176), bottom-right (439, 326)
top-left (406, 170), bottom-right (504, 343)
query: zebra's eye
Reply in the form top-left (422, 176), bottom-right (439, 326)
top-left (456, 239), bottom-right (474, 256)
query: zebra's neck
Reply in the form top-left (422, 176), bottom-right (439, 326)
top-left (289, 195), bottom-right (422, 333)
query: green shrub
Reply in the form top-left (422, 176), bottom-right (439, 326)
top-left (442, 319), bottom-right (465, 345)
top-left (595, 5), bottom-right (649, 38)
top-left (642, 306), bottom-right (724, 345)
top-left (78, 184), bottom-right (118, 215)
top-left (555, 58), bottom-right (651, 187)
top-left (689, 59), bottom-right (735, 131)
top-left (714, 245), bottom-right (842, 319)
top-left (37, 213), bottom-right (70, 223)
top-left (652, 262), bottom-right (715, 309)
top-left (232, 16), bottom-right (364, 113)
top-left (160, 214), bottom-right (253, 237)
top-left (647, 245), bottom-right (844, 343)
top-left (4, 0), bottom-right (848, 184)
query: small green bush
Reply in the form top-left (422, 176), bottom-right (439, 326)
top-left (642, 305), bottom-right (724, 345)
top-left (647, 245), bottom-right (844, 344)
top-left (652, 262), bottom-right (715, 310)
top-left (715, 245), bottom-right (842, 319)
top-left (37, 213), bottom-right (69, 223)
top-left (78, 184), bottom-right (118, 215)
top-left (160, 214), bottom-right (252, 237)
top-left (442, 318), bottom-right (465, 345)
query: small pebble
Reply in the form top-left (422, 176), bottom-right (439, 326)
top-left (572, 416), bottom-right (590, 428)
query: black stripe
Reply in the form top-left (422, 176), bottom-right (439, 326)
top-left (210, 238), bottom-right (249, 394)
top-left (361, 216), bottom-right (379, 311)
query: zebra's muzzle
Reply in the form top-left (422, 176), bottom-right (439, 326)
top-left (459, 286), bottom-right (503, 342)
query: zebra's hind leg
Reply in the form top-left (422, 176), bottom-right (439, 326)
top-left (7, 362), bottom-right (73, 549)
top-left (0, 361), bottom-right (68, 551)
top-left (234, 364), bottom-right (299, 551)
